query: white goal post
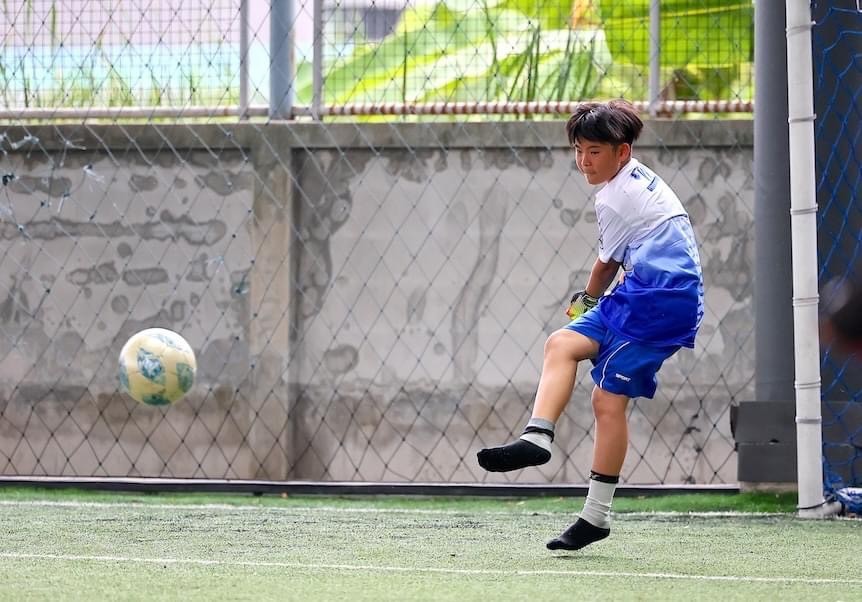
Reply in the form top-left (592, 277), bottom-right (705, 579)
top-left (785, 0), bottom-right (834, 517)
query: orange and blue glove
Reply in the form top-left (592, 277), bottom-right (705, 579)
top-left (565, 290), bottom-right (599, 320)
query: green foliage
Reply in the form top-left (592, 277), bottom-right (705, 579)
top-left (294, 0), bottom-right (753, 108)
top-left (495, 0), bottom-right (572, 30)
top-left (105, 68), bottom-right (135, 107)
top-left (597, 0), bottom-right (753, 100)
top-left (598, 0), bottom-right (752, 67)
top-left (295, 0), bottom-right (609, 106)
top-left (0, 0), bottom-right (753, 111)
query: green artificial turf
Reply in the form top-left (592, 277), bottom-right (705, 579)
top-left (0, 488), bottom-right (857, 601)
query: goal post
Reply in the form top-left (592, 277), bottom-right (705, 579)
top-left (785, 0), bottom-right (828, 517)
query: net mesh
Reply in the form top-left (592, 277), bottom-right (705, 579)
top-left (813, 2), bottom-right (862, 495)
top-left (0, 0), bottom-right (754, 485)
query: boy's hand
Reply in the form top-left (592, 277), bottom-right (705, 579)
top-left (566, 291), bottom-right (599, 320)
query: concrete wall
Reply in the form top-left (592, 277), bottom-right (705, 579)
top-left (0, 120), bottom-right (754, 484)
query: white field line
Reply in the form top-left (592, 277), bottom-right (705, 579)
top-left (1, 552), bottom-right (860, 586)
top-left (0, 499), bottom-right (790, 519)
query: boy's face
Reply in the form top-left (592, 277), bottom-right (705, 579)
top-left (573, 138), bottom-right (631, 185)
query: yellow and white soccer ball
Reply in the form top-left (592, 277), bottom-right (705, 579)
top-left (118, 328), bottom-right (196, 406)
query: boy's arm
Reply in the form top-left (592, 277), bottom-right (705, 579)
top-left (585, 257), bottom-right (621, 298)
top-left (566, 258), bottom-right (621, 320)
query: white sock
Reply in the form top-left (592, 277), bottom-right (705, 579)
top-left (579, 477), bottom-right (617, 529)
top-left (519, 431), bottom-right (552, 452)
top-left (519, 417), bottom-right (554, 452)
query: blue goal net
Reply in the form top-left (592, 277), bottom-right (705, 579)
top-left (813, 1), bottom-right (862, 509)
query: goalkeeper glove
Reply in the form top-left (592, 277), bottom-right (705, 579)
top-left (566, 291), bottom-right (599, 320)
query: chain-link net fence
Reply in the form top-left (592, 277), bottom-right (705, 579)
top-left (312, 0), bottom-right (753, 108)
top-left (0, 1), bottom-right (241, 109)
top-left (813, 2), bottom-right (862, 495)
top-left (0, 1), bottom-right (754, 485)
top-left (1, 0), bottom-right (754, 115)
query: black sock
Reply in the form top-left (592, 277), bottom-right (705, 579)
top-left (476, 439), bottom-right (551, 472)
top-left (546, 517), bottom-right (610, 551)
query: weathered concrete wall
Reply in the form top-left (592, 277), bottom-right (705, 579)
top-left (0, 121), bottom-right (753, 484)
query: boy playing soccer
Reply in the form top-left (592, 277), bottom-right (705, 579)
top-left (477, 99), bottom-right (704, 551)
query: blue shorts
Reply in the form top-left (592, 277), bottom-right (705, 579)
top-left (564, 309), bottom-right (680, 399)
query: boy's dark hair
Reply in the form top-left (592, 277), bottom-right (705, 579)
top-left (565, 99), bottom-right (644, 147)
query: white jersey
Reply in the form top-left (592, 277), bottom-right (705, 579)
top-left (595, 158), bottom-right (687, 268)
top-left (592, 158), bottom-right (703, 348)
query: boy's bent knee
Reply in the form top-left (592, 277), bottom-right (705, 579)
top-left (543, 329), bottom-right (598, 361)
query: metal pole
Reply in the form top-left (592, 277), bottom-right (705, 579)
top-left (785, 0), bottom-right (826, 518)
top-left (270, 0), bottom-right (295, 119)
top-left (755, 0), bottom-right (794, 403)
top-left (239, 0), bottom-right (250, 119)
top-left (312, 0), bottom-right (324, 120)
top-left (648, 0), bottom-right (661, 116)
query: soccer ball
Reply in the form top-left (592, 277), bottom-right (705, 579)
top-left (118, 328), bottom-right (196, 406)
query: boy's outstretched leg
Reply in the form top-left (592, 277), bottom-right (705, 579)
top-left (477, 330), bottom-right (598, 473)
top-left (547, 386), bottom-right (628, 551)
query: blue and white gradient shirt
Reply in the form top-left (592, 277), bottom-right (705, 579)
top-left (594, 158), bottom-right (704, 348)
